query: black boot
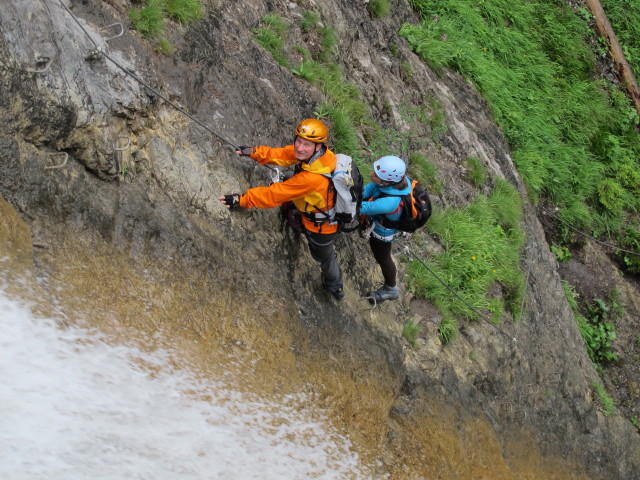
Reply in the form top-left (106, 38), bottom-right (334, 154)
top-left (367, 285), bottom-right (399, 304)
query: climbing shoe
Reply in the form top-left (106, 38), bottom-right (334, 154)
top-left (331, 287), bottom-right (345, 301)
top-left (322, 277), bottom-right (345, 302)
top-left (367, 285), bottom-right (399, 304)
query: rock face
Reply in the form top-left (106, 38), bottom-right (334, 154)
top-left (1, 0), bottom-right (639, 478)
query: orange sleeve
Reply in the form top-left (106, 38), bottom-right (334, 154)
top-left (239, 171), bottom-right (322, 209)
top-left (250, 145), bottom-right (299, 168)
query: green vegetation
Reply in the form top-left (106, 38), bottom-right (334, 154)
top-left (253, 12), bottom-right (368, 162)
top-left (438, 317), bottom-right (457, 344)
top-left (254, 14), bottom-right (290, 67)
top-left (300, 11), bottom-right (319, 33)
top-left (562, 281), bottom-right (621, 365)
top-left (165, 0), bottom-right (202, 23)
top-left (550, 245), bottom-right (572, 263)
top-left (318, 26), bottom-right (338, 63)
top-left (601, 0), bottom-right (640, 75)
top-left (409, 152), bottom-right (442, 195)
top-left (400, 61), bottom-right (414, 82)
top-left (408, 179), bottom-right (524, 326)
top-left (592, 382), bottom-right (616, 416)
top-left (157, 37), bottom-right (174, 55)
top-left (369, 0), bottom-right (390, 19)
top-left (129, 0), bottom-right (202, 51)
top-left (402, 317), bottom-right (423, 347)
top-left (427, 94), bottom-right (448, 142)
top-left (619, 223), bottom-right (640, 273)
top-left (130, 0), bottom-right (165, 37)
top-left (463, 157), bottom-right (488, 187)
top-left (401, 0), bottom-right (640, 244)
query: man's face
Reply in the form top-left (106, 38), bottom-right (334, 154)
top-left (294, 136), bottom-right (319, 161)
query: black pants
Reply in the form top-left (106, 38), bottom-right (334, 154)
top-left (369, 236), bottom-right (396, 287)
top-left (306, 230), bottom-right (343, 292)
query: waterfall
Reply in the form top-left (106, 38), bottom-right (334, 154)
top-left (0, 286), bottom-right (376, 480)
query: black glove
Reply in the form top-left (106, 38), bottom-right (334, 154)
top-left (221, 194), bottom-right (240, 208)
top-left (236, 146), bottom-right (254, 157)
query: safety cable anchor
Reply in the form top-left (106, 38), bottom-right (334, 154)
top-left (44, 152), bottom-right (68, 170)
top-left (85, 47), bottom-right (103, 61)
top-left (99, 23), bottom-right (124, 42)
top-left (26, 54), bottom-right (54, 74)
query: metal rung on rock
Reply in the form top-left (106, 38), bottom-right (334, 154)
top-left (498, 402), bottom-right (512, 415)
top-left (26, 54), bottom-right (53, 73)
top-left (100, 23), bottom-right (124, 42)
top-left (114, 135), bottom-right (131, 151)
top-left (45, 152), bottom-right (68, 170)
top-left (513, 410), bottom-right (527, 422)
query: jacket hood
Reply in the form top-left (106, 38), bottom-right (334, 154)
top-left (300, 147), bottom-right (336, 175)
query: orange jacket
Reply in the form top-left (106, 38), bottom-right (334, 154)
top-left (239, 145), bottom-right (338, 233)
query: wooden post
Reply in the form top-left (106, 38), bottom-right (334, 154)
top-left (584, 0), bottom-right (640, 118)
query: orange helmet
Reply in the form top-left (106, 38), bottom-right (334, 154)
top-left (295, 119), bottom-right (328, 143)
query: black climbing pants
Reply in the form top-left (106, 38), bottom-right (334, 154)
top-left (369, 236), bottom-right (396, 287)
top-left (305, 230), bottom-right (343, 292)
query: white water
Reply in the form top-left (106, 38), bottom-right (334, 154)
top-left (0, 288), bottom-right (372, 480)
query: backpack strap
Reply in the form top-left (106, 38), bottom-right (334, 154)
top-left (374, 192), bottom-right (406, 226)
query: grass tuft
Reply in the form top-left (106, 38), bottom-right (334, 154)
top-left (592, 382), bottom-right (616, 416)
top-left (409, 179), bottom-right (524, 327)
top-left (369, 0), bottom-right (390, 19)
top-left (129, 0), bottom-right (166, 38)
top-left (403, 317), bottom-right (423, 347)
top-left (165, 0), bottom-right (202, 23)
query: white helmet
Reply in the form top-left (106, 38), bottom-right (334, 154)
top-left (373, 155), bottom-right (406, 182)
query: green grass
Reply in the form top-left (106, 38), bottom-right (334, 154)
top-left (301, 11), bottom-right (319, 33)
top-left (409, 152), bottom-right (442, 195)
top-left (166, 0), bottom-right (202, 23)
top-left (592, 382), bottom-right (616, 416)
top-left (157, 37), bottom-right (174, 55)
top-left (401, 0), bottom-right (640, 245)
top-left (130, 0), bottom-right (166, 37)
top-left (562, 281), bottom-right (620, 365)
top-left (319, 27), bottom-right (338, 63)
top-left (403, 317), bottom-right (423, 347)
top-left (601, 0), bottom-right (640, 76)
top-left (369, 0), bottom-right (390, 19)
top-left (438, 317), bottom-right (458, 344)
top-left (254, 14), bottom-right (290, 67)
top-left (464, 157), bottom-right (488, 187)
top-left (408, 179), bottom-right (525, 325)
top-left (129, 0), bottom-right (202, 51)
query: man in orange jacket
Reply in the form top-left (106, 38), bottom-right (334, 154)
top-left (219, 119), bottom-right (345, 301)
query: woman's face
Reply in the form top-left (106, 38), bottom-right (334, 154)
top-left (370, 170), bottom-right (383, 185)
top-left (294, 136), bottom-right (319, 161)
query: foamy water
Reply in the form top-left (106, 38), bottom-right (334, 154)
top-left (0, 288), bottom-right (372, 480)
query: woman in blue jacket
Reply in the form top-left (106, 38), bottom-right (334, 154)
top-left (360, 156), bottom-right (411, 304)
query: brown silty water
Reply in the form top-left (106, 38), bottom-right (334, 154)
top-left (0, 197), bottom-right (590, 479)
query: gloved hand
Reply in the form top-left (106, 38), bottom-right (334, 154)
top-left (220, 193), bottom-right (241, 209)
top-left (235, 146), bottom-right (254, 157)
